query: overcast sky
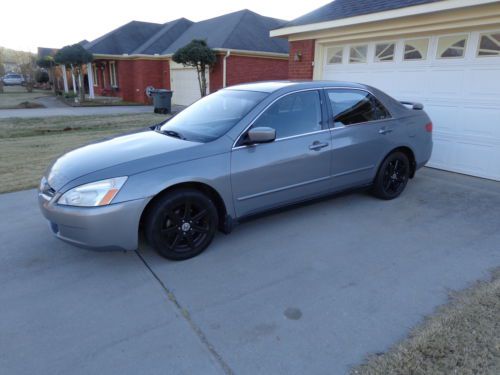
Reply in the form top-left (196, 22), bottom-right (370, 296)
top-left (1, 0), bottom-right (329, 52)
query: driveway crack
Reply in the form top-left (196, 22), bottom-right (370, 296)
top-left (135, 250), bottom-right (234, 375)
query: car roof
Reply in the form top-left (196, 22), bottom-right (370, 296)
top-left (226, 80), bottom-right (369, 93)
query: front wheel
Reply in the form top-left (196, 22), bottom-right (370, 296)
top-left (145, 189), bottom-right (218, 260)
top-left (372, 151), bottom-right (410, 200)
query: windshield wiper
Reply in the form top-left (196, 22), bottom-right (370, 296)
top-left (155, 126), bottom-right (185, 140)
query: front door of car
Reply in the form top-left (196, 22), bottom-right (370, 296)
top-left (231, 90), bottom-right (332, 218)
top-left (325, 88), bottom-right (399, 189)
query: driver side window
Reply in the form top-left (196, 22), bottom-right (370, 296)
top-left (252, 90), bottom-right (322, 139)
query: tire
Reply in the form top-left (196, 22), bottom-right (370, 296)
top-left (372, 151), bottom-right (410, 200)
top-left (145, 189), bottom-right (218, 260)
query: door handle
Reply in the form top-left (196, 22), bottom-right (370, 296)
top-left (309, 141), bottom-right (329, 151)
top-left (378, 127), bottom-right (393, 135)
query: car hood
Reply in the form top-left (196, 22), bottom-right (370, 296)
top-left (46, 129), bottom-right (200, 191)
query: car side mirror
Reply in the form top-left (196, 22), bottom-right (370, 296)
top-left (245, 127), bottom-right (276, 144)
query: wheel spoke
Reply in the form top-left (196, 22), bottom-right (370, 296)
top-left (185, 232), bottom-right (195, 249)
top-left (170, 233), bottom-right (181, 249)
top-left (183, 200), bottom-right (192, 220)
top-left (191, 224), bottom-right (209, 234)
top-left (161, 226), bottom-right (178, 236)
top-left (167, 210), bottom-right (182, 226)
top-left (192, 209), bottom-right (208, 222)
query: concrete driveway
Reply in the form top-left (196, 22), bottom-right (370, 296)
top-left (1, 168), bottom-right (499, 375)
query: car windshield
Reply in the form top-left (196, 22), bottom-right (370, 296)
top-left (159, 89), bottom-right (268, 142)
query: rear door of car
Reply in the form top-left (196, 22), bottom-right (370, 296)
top-left (325, 88), bottom-right (401, 189)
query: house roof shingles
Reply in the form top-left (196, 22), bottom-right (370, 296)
top-left (82, 9), bottom-right (288, 57)
top-left (286, 0), bottom-right (445, 27)
top-left (133, 18), bottom-right (194, 55)
top-left (163, 9), bottom-right (289, 54)
top-left (85, 21), bottom-right (163, 55)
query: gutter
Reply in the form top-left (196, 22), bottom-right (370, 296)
top-left (270, 0), bottom-right (499, 37)
top-left (223, 50), bottom-right (231, 88)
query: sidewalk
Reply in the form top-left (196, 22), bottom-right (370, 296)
top-left (0, 105), bottom-right (155, 118)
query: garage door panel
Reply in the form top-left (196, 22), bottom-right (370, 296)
top-left (321, 34), bottom-right (500, 181)
top-left (465, 68), bottom-right (500, 97)
top-left (424, 104), bottom-right (460, 134)
top-left (461, 106), bottom-right (500, 138)
top-left (427, 69), bottom-right (464, 97)
top-left (395, 70), bottom-right (429, 96)
top-left (170, 68), bottom-right (208, 106)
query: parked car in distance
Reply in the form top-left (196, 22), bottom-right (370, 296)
top-left (2, 73), bottom-right (25, 86)
top-left (39, 81), bottom-right (433, 260)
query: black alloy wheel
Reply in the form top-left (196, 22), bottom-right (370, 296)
top-left (373, 151), bottom-right (410, 200)
top-left (145, 189), bottom-right (218, 260)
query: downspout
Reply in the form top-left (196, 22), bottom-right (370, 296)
top-left (222, 50), bottom-right (231, 88)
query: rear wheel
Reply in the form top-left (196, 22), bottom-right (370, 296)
top-left (372, 151), bottom-right (410, 200)
top-left (145, 189), bottom-right (218, 260)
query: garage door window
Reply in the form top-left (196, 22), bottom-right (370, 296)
top-left (327, 89), bottom-right (390, 126)
top-left (375, 42), bottom-right (395, 62)
top-left (327, 47), bottom-right (344, 64)
top-left (477, 32), bottom-right (500, 56)
top-left (437, 34), bottom-right (468, 58)
top-left (349, 45), bottom-right (368, 63)
top-left (404, 39), bottom-right (429, 60)
top-left (253, 91), bottom-right (322, 139)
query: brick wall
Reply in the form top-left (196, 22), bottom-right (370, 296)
top-left (288, 40), bottom-right (315, 80)
top-left (210, 53), bottom-right (289, 92)
top-left (92, 58), bottom-right (170, 104)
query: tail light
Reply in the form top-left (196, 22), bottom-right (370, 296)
top-left (425, 122), bottom-right (433, 132)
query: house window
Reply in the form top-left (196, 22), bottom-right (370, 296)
top-left (327, 47), bottom-right (343, 64)
top-left (92, 64), bottom-right (99, 86)
top-left (375, 42), bottom-right (396, 62)
top-left (349, 45), bottom-right (368, 63)
top-left (404, 39), bottom-right (429, 60)
top-left (109, 61), bottom-right (117, 87)
top-left (437, 34), bottom-right (468, 58)
top-left (477, 32), bottom-right (500, 57)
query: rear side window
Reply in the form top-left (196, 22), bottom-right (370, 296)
top-left (252, 90), bottom-right (322, 139)
top-left (326, 89), bottom-right (390, 126)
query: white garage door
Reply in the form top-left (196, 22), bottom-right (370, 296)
top-left (170, 63), bottom-right (209, 106)
top-left (321, 30), bottom-right (500, 181)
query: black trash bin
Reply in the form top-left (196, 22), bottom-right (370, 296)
top-left (152, 89), bottom-right (173, 114)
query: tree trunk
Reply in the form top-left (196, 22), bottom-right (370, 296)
top-left (195, 64), bottom-right (203, 97)
top-left (0, 80), bottom-right (3, 93)
top-left (199, 63), bottom-right (207, 97)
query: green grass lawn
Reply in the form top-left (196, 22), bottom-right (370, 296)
top-left (0, 113), bottom-right (167, 193)
top-left (0, 86), bottom-right (53, 109)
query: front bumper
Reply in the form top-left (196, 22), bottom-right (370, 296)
top-left (38, 192), bottom-right (150, 251)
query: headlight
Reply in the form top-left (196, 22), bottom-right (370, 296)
top-left (58, 177), bottom-right (128, 207)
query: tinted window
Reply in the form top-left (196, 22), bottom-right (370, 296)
top-left (252, 91), bottom-right (322, 139)
top-left (160, 89), bottom-right (267, 142)
top-left (327, 89), bottom-right (390, 126)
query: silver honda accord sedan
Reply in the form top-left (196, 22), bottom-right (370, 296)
top-left (39, 81), bottom-right (433, 260)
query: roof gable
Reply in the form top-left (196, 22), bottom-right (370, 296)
top-left (287, 0), bottom-right (445, 27)
top-left (85, 21), bottom-right (163, 55)
top-left (163, 9), bottom-right (289, 54)
top-left (133, 18), bottom-right (194, 54)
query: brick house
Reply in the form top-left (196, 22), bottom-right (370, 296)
top-left (77, 9), bottom-right (289, 105)
top-left (271, 0), bottom-right (500, 181)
